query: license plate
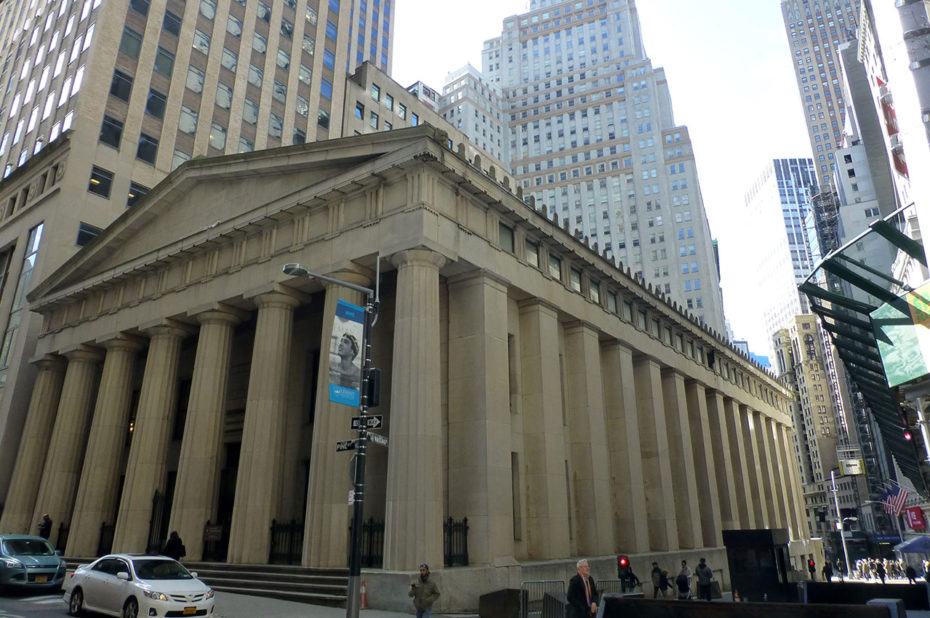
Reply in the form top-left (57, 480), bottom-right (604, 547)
top-left (35, 575), bottom-right (47, 583)
top-left (183, 608), bottom-right (197, 616)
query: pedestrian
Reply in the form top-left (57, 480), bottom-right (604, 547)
top-left (616, 556), bottom-right (640, 593)
top-left (650, 562), bottom-right (662, 599)
top-left (821, 562), bottom-right (833, 582)
top-left (906, 564), bottom-right (917, 584)
top-left (658, 568), bottom-right (673, 598)
top-left (695, 557), bottom-right (714, 601)
top-left (876, 560), bottom-right (886, 584)
top-left (567, 559), bottom-right (598, 618)
top-left (408, 563), bottom-right (440, 618)
top-left (675, 561), bottom-right (691, 600)
top-left (37, 513), bottom-right (52, 539)
top-left (161, 531), bottom-right (186, 561)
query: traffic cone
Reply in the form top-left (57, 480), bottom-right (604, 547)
top-left (361, 578), bottom-right (368, 609)
top-left (733, 588), bottom-right (740, 602)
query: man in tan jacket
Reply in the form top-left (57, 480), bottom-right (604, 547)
top-left (409, 563), bottom-right (439, 617)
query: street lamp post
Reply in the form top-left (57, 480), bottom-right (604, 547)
top-left (282, 263), bottom-right (377, 618)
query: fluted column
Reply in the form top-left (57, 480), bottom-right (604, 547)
top-left (383, 249), bottom-right (446, 570)
top-left (754, 411), bottom-right (779, 529)
top-left (227, 291), bottom-right (300, 564)
top-left (305, 274), bottom-right (366, 568)
top-left (723, 398), bottom-right (753, 528)
top-left (112, 324), bottom-right (189, 553)
top-left (741, 405), bottom-right (768, 527)
top-left (31, 347), bottom-right (103, 547)
top-left (0, 355), bottom-right (66, 534)
top-left (686, 381), bottom-right (722, 547)
top-left (705, 391), bottom-right (738, 530)
top-left (169, 308), bottom-right (244, 561)
top-left (764, 418), bottom-right (791, 531)
top-left (661, 369), bottom-right (701, 549)
top-left (518, 300), bottom-right (570, 559)
top-left (779, 424), bottom-right (808, 539)
top-left (67, 336), bottom-right (143, 557)
top-left (634, 357), bottom-right (678, 551)
top-left (601, 342), bottom-right (649, 553)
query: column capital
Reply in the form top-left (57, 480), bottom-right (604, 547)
top-left (33, 353), bottom-right (66, 372)
top-left (517, 297), bottom-right (560, 317)
top-left (99, 333), bottom-right (147, 352)
top-left (190, 304), bottom-right (250, 326)
top-left (62, 345), bottom-right (104, 363)
top-left (390, 248), bottom-right (447, 271)
top-left (562, 319), bottom-right (599, 335)
top-left (253, 290), bottom-right (302, 311)
top-left (140, 319), bottom-right (195, 340)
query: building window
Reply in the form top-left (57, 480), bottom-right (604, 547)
top-left (76, 222), bottom-right (104, 246)
top-left (88, 165), bottom-right (114, 197)
top-left (548, 253), bottom-right (561, 279)
top-left (137, 132), bottom-right (159, 163)
top-left (252, 33), bottom-right (267, 54)
top-left (163, 11), bottom-right (182, 36)
top-left (127, 182), bottom-right (150, 207)
top-left (385, 93), bottom-right (393, 111)
top-left (293, 128), bottom-right (306, 144)
top-left (302, 34), bottom-right (315, 55)
top-left (281, 18), bottom-right (294, 39)
top-left (325, 20), bottom-right (337, 40)
top-left (318, 108), bottom-right (330, 129)
top-left (248, 64), bottom-right (263, 87)
top-left (226, 15), bottom-right (242, 38)
top-left (298, 64), bottom-right (312, 85)
top-left (499, 222), bottom-right (514, 253)
top-left (277, 49), bottom-right (290, 70)
top-left (569, 267), bottom-right (582, 292)
top-left (398, 103), bottom-right (406, 120)
top-left (296, 95), bottom-right (309, 117)
top-left (269, 113), bottom-right (283, 138)
top-left (371, 83), bottom-right (380, 101)
top-left (129, 0), bottom-right (150, 16)
top-left (257, 1), bottom-right (271, 22)
top-left (199, 0), bottom-right (216, 19)
top-left (109, 69), bottom-right (132, 101)
top-left (145, 88), bottom-right (167, 119)
top-left (526, 240), bottom-right (539, 267)
top-left (323, 49), bottom-right (335, 69)
top-left (209, 123), bottom-right (227, 150)
top-left (369, 111), bottom-right (378, 129)
top-left (192, 29), bottom-right (211, 55)
top-left (119, 27), bottom-right (143, 58)
top-left (178, 106), bottom-right (198, 135)
top-left (238, 136), bottom-right (254, 153)
top-left (273, 80), bottom-right (286, 102)
top-left (320, 78), bottom-right (332, 99)
top-left (221, 48), bottom-right (238, 71)
top-left (153, 47), bottom-right (175, 77)
top-left (411, 112), bottom-right (419, 126)
top-left (0, 225), bottom-right (42, 384)
top-left (243, 99), bottom-right (258, 124)
top-left (99, 115), bottom-right (123, 148)
top-left (215, 83), bottom-right (232, 109)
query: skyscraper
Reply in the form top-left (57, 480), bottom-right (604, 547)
top-left (477, 0), bottom-right (725, 333)
top-left (780, 0), bottom-right (860, 184)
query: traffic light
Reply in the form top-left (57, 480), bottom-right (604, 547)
top-left (618, 555), bottom-right (629, 569)
top-left (905, 430), bottom-right (913, 441)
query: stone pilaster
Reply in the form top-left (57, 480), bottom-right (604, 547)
top-left (723, 398), bottom-right (753, 528)
top-left (763, 418), bottom-right (790, 531)
top-left (112, 324), bottom-right (189, 553)
top-left (518, 300), bottom-right (570, 560)
top-left (601, 342), bottom-right (649, 553)
top-left (31, 347), bottom-right (103, 547)
top-left (227, 292), bottom-right (301, 564)
top-left (169, 308), bottom-right (244, 561)
top-left (305, 274), bottom-right (367, 568)
top-left (447, 271), bottom-right (516, 565)
top-left (754, 411), bottom-right (779, 529)
top-left (382, 249), bottom-right (446, 571)
top-left (67, 336), bottom-right (143, 557)
top-left (661, 369), bottom-right (701, 549)
top-left (0, 355), bottom-right (65, 534)
top-left (705, 391), bottom-right (738, 531)
top-left (741, 405), bottom-right (768, 527)
top-left (633, 357), bottom-right (678, 552)
top-left (686, 381), bottom-right (722, 548)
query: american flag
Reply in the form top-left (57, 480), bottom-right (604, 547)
top-left (883, 485), bottom-right (909, 516)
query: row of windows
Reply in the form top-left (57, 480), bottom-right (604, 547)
top-left (87, 165), bottom-right (150, 208)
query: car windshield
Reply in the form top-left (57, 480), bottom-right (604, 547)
top-left (3, 538), bottom-right (55, 556)
top-left (132, 559), bottom-right (193, 580)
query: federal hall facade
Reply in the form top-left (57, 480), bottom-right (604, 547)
top-left (0, 127), bottom-right (816, 609)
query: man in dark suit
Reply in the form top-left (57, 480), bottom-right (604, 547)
top-left (567, 559), bottom-right (598, 618)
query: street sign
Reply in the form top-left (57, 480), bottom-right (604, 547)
top-left (336, 439), bottom-right (357, 452)
top-left (351, 415), bottom-right (383, 430)
top-left (367, 431), bottom-right (388, 447)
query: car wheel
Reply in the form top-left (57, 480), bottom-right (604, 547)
top-left (67, 588), bottom-right (84, 616)
top-left (121, 597), bottom-right (139, 618)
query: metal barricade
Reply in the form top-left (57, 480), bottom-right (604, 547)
top-left (599, 578), bottom-right (645, 596)
top-left (520, 580), bottom-right (565, 618)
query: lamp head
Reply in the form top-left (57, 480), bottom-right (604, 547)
top-left (283, 263), bottom-right (311, 277)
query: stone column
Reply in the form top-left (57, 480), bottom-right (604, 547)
top-left (633, 357), bottom-right (678, 552)
top-left (765, 418), bottom-right (792, 531)
top-left (0, 355), bottom-right (65, 534)
top-left (754, 411), bottom-right (779, 529)
top-left (112, 323), bottom-right (189, 553)
top-left (518, 300), bottom-right (570, 560)
top-left (779, 424), bottom-right (808, 539)
top-left (169, 308), bottom-right (244, 561)
top-left (661, 369), bottom-right (701, 549)
top-left (601, 342), bottom-right (649, 553)
top-left (31, 347), bottom-right (103, 546)
top-left (227, 291), bottom-right (300, 564)
top-left (305, 274), bottom-right (367, 568)
top-left (740, 405), bottom-right (768, 527)
top-left (705, 391), bottom-right (738, 531)
top-left (382, 249), bottom-right (446, 571)
top-left (67, 336), bottom-right (143, 557)
top-left (562, 321), bottom-right (614, 556)
top-left (447, 271), bottom-right (517, 565)
top-left (686, 381), bottom-right (722, 548)
top-left (723, 398), bottom-right (753, 528)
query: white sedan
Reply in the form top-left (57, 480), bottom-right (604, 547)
top-left (63, 553), bottom-right (215, 617)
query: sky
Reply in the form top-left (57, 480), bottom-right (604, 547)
top-left (391, 0), bottom-right (814, 357)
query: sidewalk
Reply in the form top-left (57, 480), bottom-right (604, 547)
top-left (212, 591), bottom-right (474, 618)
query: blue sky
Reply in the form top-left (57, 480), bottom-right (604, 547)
top-left (392, 0), bottom-right (813, 355)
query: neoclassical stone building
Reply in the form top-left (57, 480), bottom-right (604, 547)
top-left (1, 126), bottom-right (815, 609)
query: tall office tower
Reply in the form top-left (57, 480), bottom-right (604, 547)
top-left (780, 0), bottom-right (861, 185)
top-left (0, 0), bottom-right (393, 501)
top-left (743, 158), bottom-right (818, 352)
top-left (480, 0), bottom-right (725, 333)
top-left (440, 64), bottom-right (510, 167)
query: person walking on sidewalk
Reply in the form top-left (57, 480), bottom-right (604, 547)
top-left (567, 559), bottom-right (598, 617)
top-left (695, 557), bottom-right (714, 601)
top-left (409, 563), bottom-right (439, 618)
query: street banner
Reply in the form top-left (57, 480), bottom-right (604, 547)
top-left (329, 299), bottom-right (364, 407)
top-left (905, 506), bottom-right (926, 531)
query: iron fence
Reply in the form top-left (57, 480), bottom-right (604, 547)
top-left (269, 519), bottom-right (303, 564)
top-left (519, 580), bottom-right (565, 618)
top-left (443, 517), bottom-right (469, 567)
top-left (202, 520), bottom-right (229, 562)
top-left (96, 522), bottom-right (114, 557)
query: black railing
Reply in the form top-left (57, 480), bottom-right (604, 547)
top-left (269, 519), bottom-right (303, 565)
top-left (360, 517), bottom-right (384, 568)
top-left (443, 517), bottom-right (468, 567)
top-left (97, 522), bottom-right (115, 557)
top-left (146, 490), bottom-right (169, 554)
top-left (202, 520), bottom-right (229, 562)
top-left (55, 523), bottom-right (69, 553)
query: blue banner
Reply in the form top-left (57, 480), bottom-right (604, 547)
top-left (328, 299), bottom-right (364, 407)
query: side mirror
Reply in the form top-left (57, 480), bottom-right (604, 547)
top-left (190, 572), bottom-right (198, 578)
top-left (116, 571), bottom-right (131, 581)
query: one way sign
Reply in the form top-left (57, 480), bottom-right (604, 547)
top-left (335, 439), bottom-right (357, 452)
top-left (351, 415), bottom-right (383, 430)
